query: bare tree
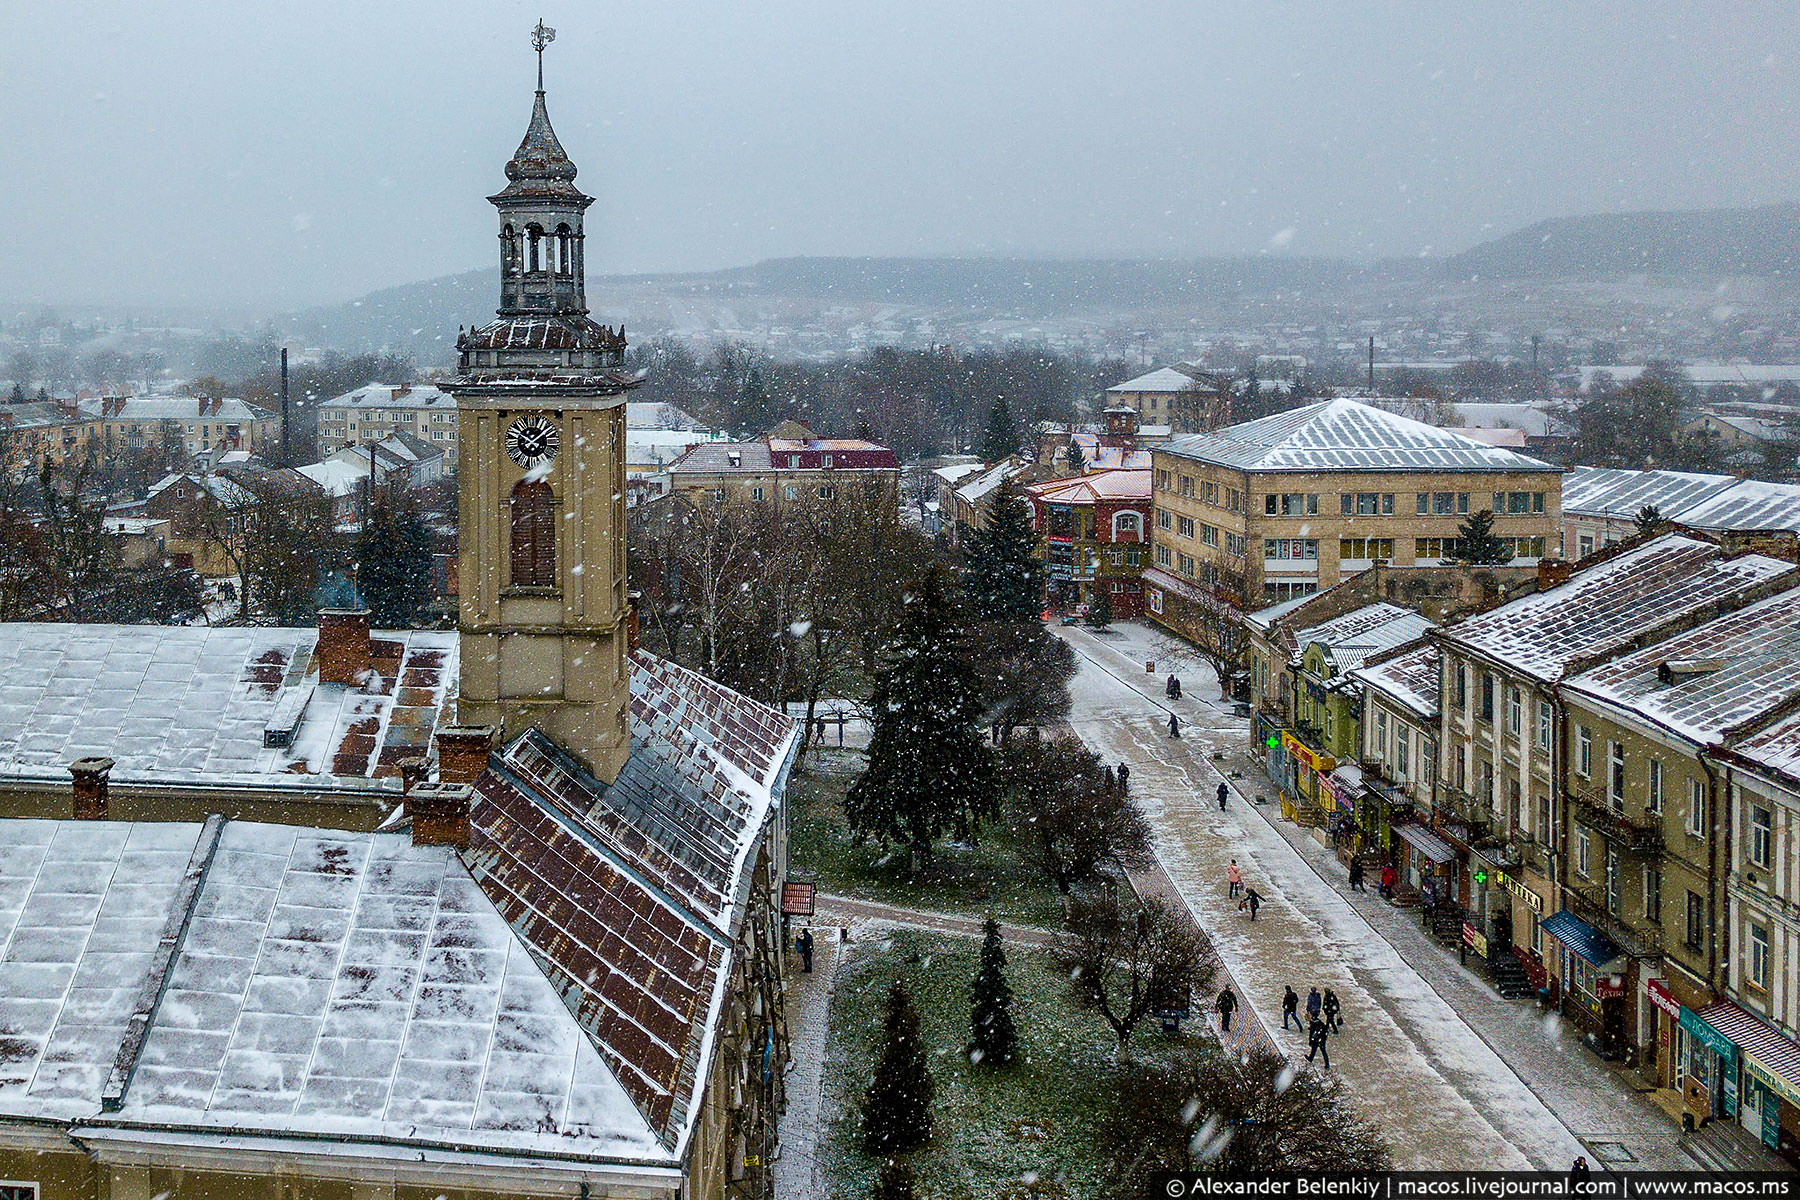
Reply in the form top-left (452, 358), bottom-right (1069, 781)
top-left (1000, 734), bottom-right (1152, 893)
top-left (1169, 595), bottom-right (1250, 698)
top-left (1066, 890), bottom-right (1212, 1051)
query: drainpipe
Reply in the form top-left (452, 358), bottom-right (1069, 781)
top-left (1699, 752), bottom-right (1724, 998)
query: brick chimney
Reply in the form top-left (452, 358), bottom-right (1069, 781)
top-left (316, 609), bottom-right (372, 685)
top-left (1719, 528), bottom-right (1800, 564)
top-left (399, 755), bottom-right (428, 795)
top-left (626, 591), bottom-right (641, 653)
top-left (434, 725), bottom-right (497, 785)
top-left (408, 782), bottom-right (473, 849)
top-left (70, 756), bottom-right (115, 820)
top-left (1537, 553), bottom-right (1573, 591)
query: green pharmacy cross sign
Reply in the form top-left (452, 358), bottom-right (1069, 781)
top-left (1474, 869), bottom-right (1489, 885)
top-left (1266, 735), bottom-right (1280, 748)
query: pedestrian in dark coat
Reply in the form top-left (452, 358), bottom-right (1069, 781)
top-left (1216, 782), bottom-right (1229, 810)
top-left (1569, 1157), bottom-right (1591, 1189)
top-left (797, 928), bottom-right (814, 973)
top-left (1348, 858), bottom-right (1365, 891)
top-left (1117, 763), bottom-right (1130, 791)
top-left (1306, 1016), bottom-right (1331, 1071)
top-left (1216, 985), bottom-right (1238, 1032)
top-left (1305, 986), bottom-right (1322, 1023)
top-left (1282, 985), bottom-right (1301, 1030)
top-left (1243, 887), bottom-right (1262, 920)
top-left (1172, 677), bottom-right (1182, 699)
top-left (1322, 987), bottom-right (1341, 1032)
top-left (1169, 712), bottom-right (1181, 739)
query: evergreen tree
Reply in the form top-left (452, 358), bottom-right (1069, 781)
top-left (1066, 437), bottom-right (1087, 474)
top-left (1087, 586), bottom-right (1113, 627)
top-left (978, 397), bottom-right (1019, 464)
top-left (8, 381), bottom-right (22, 405)
top-left (863, 980), bottom-right (934, 1154)
top-left (358, 484), bottom-right (436, 627)
top-left (968, 917), bottom-right (1017, 1066)
top-left (1635, 503), bottom-right (1665, 537)
top-left (871, 1157), bottom-right (916, 1200)
top-left (1449, 509), bottom-right (1511, 565)
top-left (736, 364), bottom-right (775, 436)
top-left (963, 480), bottom-right (1043, 624)
top-left (846, 567), bottom-right (995, 866)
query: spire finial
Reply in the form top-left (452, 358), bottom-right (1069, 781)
top-left (531, 19), bottom-right (556, 92)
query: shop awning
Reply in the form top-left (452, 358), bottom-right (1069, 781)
top-left (1541, 909), bottom-right (1623, 967)
top-left (1696, 1002), bottom-right (1800, 1109)
top-left (1393, 822), bottom-right (1455, 864)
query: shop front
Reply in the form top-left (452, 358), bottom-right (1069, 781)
top-left (1679, 1003), bottom-right (1741, 1123)
top-left (1393, 822), bottom-right (1455, 905)
top-left (1323, 764), bottom-right (1363, 851)
top-left (1692, 1002), bottom-right (1800, 1160)
top-left (1253, 712), bottom-right (1296, 805)
top-left (1490, 866), bottom-right (1549, 991)
top-left (1281, 731), bottom-right (1334, 824)
top-left (1646, 978), bottom-right (1681, 1084)
top-left (1542, 909), bottom-right (1628, 1057)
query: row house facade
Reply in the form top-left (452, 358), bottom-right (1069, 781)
top-left (664, 432), bottom-right (900, 512)
top-left (1021, 468), bottom-right (1150, 617)
top-left (317, 382), bottom-right (460, 463)
top-left (83, 394), bottom-right (279, 458)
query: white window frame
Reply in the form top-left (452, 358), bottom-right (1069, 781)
top-left (1576, 726), bottom-right (1592, 777)
top-left (1575, 826), bottom-right (1590, 877)
top-left (1647, 759), bottom-right (1663, 814)
top-left (1607, 741), bottom-right (1626, 807)
top-left (1752, 805), bottom-right (1773, 869)
top-left (1751, 922), bottom-right (1771, 989)
top-left (1536, 700), bottom-right (1552, 751)
top-left (1687, 779), bottom-right (1707, 838)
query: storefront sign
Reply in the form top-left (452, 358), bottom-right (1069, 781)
top-left (1647, 979), bottom-right (1680, 1020)
top-left (781, 881), bottom-right (816, 916)
top-left (1462, 922), bottom-right (1488, 958)
top-left (1280, 732), bottom-right (1334, 774)
top-left (1745, 1055), bottom-right (1800, 1112)
top-left (1595, 974), bottom-right (1626, 1000)
top-left (1491, 869), bottom-right (1544, 914)
top-left (1680, 1007), bottom-right (1739, 1070)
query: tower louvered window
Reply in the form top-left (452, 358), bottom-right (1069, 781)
top-left (510, 480), bottom-right (557, 587)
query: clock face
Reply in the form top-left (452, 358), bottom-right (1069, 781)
top-left (505, 415), bottom-right (560, 468)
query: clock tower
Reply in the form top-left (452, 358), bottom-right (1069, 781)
top-left (451, 22), bottom-right (641, 784)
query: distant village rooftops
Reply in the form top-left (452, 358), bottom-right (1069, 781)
top-left (1159, 398), bottom-right (1560, 474)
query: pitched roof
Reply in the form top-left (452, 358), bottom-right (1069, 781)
top-left (80, 396), bottom-right (274, 423)
top-left (1439, 534), bottom-right (1795, 681)
top-left (1352, 643), bottom-right (1441, 719)
top-left (667, 442), bottom-right (773, 473)
top-left (1158, 398), bottom-right (1559, 474)
top-left (0, 624), bottom-right (457, 793)
top-left (1670, 479), bottom-right (1800, 535)
top-left (1559, 466), bottom-right (1738, 522)
top-left (1295, 603), bottom-right (1436, 669)
top-left (1106, 366), bottom-right (1213, 394)
top-left (1563, 584), bottom-right (1800, 745)
top-left (320, 383), bottom-right (455, 411)
top-left (1024, 469), bottom-right (1151, 504)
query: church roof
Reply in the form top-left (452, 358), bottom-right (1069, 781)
top-left (490, 89), bottom-right (589, 205)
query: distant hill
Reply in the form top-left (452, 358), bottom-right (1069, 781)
top-left (1446, 203), bottom-right (1800, 279)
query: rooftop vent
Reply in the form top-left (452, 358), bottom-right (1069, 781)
top-left (1657, 657), bottom-right (1727, 685)
top-left (727, 450), bottom-right (742, 468)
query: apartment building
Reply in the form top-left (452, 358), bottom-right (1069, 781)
top-left (664, 432), bottom-right (899, 511)
top-left (1352, 641), bottom-right (1448, 890)
top-left (1149, 399), bottom-right (1563, 614)
top-left (1103, 364), bottom-right (1230, 433)
top-left (83, 394), bottom-right (279, 458)
top-left (0, 400), bottom-right (94, 476)
top-left (1022, 468), bottom-right (1151, 616)
top-left (317, 381), bottom-right (459, 463)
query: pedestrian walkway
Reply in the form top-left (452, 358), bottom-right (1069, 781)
top-left (816, 893), bottom-right (1065, 948)
top-left (774, 927), bottom-right (846, 1200)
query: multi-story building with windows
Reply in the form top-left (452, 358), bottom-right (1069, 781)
top-left (83, 394), bottom-right (279, 458)
top-left (1103, 364), bottom-right (1230, 434)
top-left (317, 382), bottom-right (460, 463)
top-left (1021, 468), bottom-right (1150, 616)
top-left (663, 431), bottom-right (899, 511)
top-left (0, 400), bottom-right (95, 476)
top-left (1147, 400), bottom-right (1564, 616)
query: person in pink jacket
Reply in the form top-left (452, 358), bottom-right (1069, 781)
top-left (1227, 859), bottom-right (1243, 898)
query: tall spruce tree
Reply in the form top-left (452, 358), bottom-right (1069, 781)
top-left (1449, 508), bottom-right (1511, 565)
top-left (845, 567), bottom-right (995, 866)
top-left (1087, 586), bottom-right (1112, 627)
top-left (978, 396), bottom-right (1019, 464)
top-left (1635, 503), bottom-right (1665, 537)
top-left (863, 980), bottom-right (934, 1155)
top-left (1066, 438), bottom-right (1087, 474)
top-left (358, 485), bottom-right (436, 627)
top-left (963, 480), bottom-right (1043, 624)
top-left (872, 1157), bottom-right (917, 1200)
top-left (968, 917), bottom-right (1017, 1066)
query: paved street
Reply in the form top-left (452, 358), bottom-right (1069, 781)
top-left (1053, 622), bottom-right (1698, 1172)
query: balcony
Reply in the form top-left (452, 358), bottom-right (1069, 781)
top-left (1564, 879), bottom-right (1662, 957)
top-left (1434, 787), bottom-right (1493, 840)
top-left (1568, 785), bottom-right (1664, 856)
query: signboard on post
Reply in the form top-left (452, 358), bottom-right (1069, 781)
top-left (1461, 922), bottom-right (1488, 958)
top-left (781, 881), bottom-right (816, 916)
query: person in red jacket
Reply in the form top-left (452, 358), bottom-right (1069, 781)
top-left (1380, 863), bottom-right (1398, 899)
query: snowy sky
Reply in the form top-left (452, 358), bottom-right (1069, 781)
top-left (4, 1), bottom-right (1799, 311)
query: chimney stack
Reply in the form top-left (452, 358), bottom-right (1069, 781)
top-left (408, 782), bottom-right (473, 849)
top-left (399, 755), bottom-right (428, 795)
top-left (70, 756), bottom-right (115, 820)
top-left (1537, 554), bottom-right (1573, 591)
top-left (434, 725), bottom-right (497, 785)
top-left (316, 609), bottom-right (372, 686)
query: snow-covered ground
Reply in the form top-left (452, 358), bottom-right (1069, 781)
top-left (1053, 622), bottom-right (1694, 1171)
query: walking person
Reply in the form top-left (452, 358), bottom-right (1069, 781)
top-left (796, 927), bottom-right (814, 973)
top-left (1282, 985), bottom-right (1301, 1031)
top-left (1322, 987), bottom-right (1341, 1033)
top-left (1306, 1016), bottom-right (1331, 1071)
top-left (1216, 985), bottom-right (1238, 1033)
top-left (1348, 858), bottom-right (1365, 891)
top-left (1169, 712), bottom-right (1181, 739)
top-left (1380, 863), bottom-right (1398, 900)
top-left (1305, 986), bottom-right (1322, 1026)
top-left (1226, 859), bottom-right (1243, 899)
top-left (1117, 763), bottom-right (1130, 791)
top-left (1216, 781), bottom-right (1229, 811)
top-left (1166, 674), bottom-right (1178, 699)
top-left (1242, 886), bottom-right (1262, 920)
top-left (1172, 676), bottom-right (1182, 700)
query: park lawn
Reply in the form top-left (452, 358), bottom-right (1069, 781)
top-left (788, 748), bottom-right (1069, 928)
top-left (815, 928), bottom-right (1198, 1200)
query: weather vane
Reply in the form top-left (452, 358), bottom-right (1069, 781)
top-left (531, 19), bottom-right (556, 90)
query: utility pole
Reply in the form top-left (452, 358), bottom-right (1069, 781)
top-left (279, 347), bottom-right (290, 466)
top-left (1367, 337), bottom-right (1375, 392)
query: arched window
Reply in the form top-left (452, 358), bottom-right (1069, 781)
top-left (556, 224), bottom-right (573, 275)
top-left (510, 480), bottom-right (557, 588)
top-left (526, 224), bottom-right (544, 272)
top-left (1112, 510), bottom-right (1142, 540)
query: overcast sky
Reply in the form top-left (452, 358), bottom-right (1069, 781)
top-left (3, 2), bottom-right (1798, 312)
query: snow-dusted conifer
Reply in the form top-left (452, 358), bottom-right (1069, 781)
top-left (968, 917), bottom-right (1017, 1066)
top-left (862, 980), bottom-right (934, 1154)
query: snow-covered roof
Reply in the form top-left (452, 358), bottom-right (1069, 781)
top-left (1159, 399), bottom-right (1559, 474)
top-left (627, 429), bottom-right (720, 469)
top-left (102, 517), bottom-right (166, 536)
top-left (1559, 466), bottom-right (1738, 522)
top-left (1295, 603), bottom-right (1435, 670)
top-left (1024, 468), bottom-right (1151, 505)
top-left (1671, 479), bottom-right (1800, 535)
top-left (81, 395), bottom-right (274, 423)
top-left (667, 442), bottom-right (773, 473)
top-left (1106, 366), bottom-right (1212, 394)
top-left (1728, 708), bottom-right (1800, 783)
top-left (932, 462), bottom-right (985, 485)
top-left (320, 382), bottom-right (455, 411)
top-left (1439, 534), bottom-right (1795, 682)
top-left (955, 458), bottom-right (1030, 505)
top-left (625, 401), bottom-right (707, 431)
top-left (297, 458), bottom-right (369, 498)
top-left (1066, 432), bottom-right (1153, 470)
top-left (1352, 643), bottom-right (1440, 719)
top-left (1694, 412), bottom-right (1795, 444)
top-left (1246, 591), bottom-right (1323, 631)
top-left (1564, 584), bottom-right (1800, 746)
top-left (1451, 402), bottom-right (1573, 440)
top-left (0, 624), bottom-right (457, 793)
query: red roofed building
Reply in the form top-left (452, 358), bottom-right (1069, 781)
top-left (665, 427), bottom-right (901, 509)
top-left (1023, 468), bottom-right (1152, 616)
